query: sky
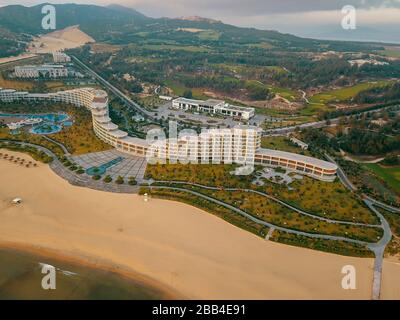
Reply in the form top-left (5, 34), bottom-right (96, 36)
top-left (1, 0), bottom-right (399, 43)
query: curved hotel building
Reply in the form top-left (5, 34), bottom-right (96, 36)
top-left (0, 87), bottom-right (338, 181)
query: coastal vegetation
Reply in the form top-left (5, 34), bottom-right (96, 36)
top-left (145, 163), bottom-right (378, 224)
top-left (0, 141), bottom-right (53, 163)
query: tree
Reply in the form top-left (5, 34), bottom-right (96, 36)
top-left (116, 176), bottom-right (124, 185)
top-left (103, 175), bottom-right (112, 183)
top-left (183, 90), bottom-right (193, 99)
top-left (128, 176), bottom-right (137, 186)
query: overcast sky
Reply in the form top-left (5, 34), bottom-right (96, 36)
top-left (1, 0), bottom-right (399, 42)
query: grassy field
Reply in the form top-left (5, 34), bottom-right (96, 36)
top-left (364, 163), bottom-right (400, 194)
top-left (164, 80), bottom-right (210, 100)
top-left (198, 30), bottom-right (221, 41)
top-left (308, 81), bottom-right (393, 105)
top-left (261, 136), bottom-right (312, 156)
top-left (267, 85), bottom-right (299, 101)
top-left (142, 44), bottom-right (209, 53)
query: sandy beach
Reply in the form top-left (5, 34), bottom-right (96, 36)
top-left (0, 149), bottom-right (391, 299)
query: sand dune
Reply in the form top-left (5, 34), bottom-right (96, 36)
top-left (29, 25), bottom-right (94, 54)
top-left (0, 150), bottom-right (382, 299)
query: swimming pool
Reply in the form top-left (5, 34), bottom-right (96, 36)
top-left (30, 123), bottom-right (63, 135)
top-left (86, 157), bottom-right (124, 176)
top-left (0, 113), bottom-right (70, 135)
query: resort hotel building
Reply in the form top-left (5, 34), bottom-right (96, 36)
top-left (0, 87), bottom-right (338, 181)
top-left (14, 65), bottom-right (68, 79)
top-left (172, 97), bottom-right (255, 121)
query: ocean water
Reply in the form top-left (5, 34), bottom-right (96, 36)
top-left (0, 248), bottom-right (166, 300)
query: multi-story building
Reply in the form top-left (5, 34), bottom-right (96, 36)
top-left (0, 87), bottom-right (338, 181)
top-left (14, 65), bottom-right (68, 79)
top-left (53, 51), bottom-right (72, 63)
top-left (172, 97), bottom-right (255, 120)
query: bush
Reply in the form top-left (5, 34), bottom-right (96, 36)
top-left (76, 169), bottom-right (85, 174)
top-left (92, 175), bottom-right (101, 181)
top-left (128, 176), bottom-right (137, 186)
top-left (115, 176), bottom-right (124, 185)
top-left (103, 175), bottom-right (112, 183)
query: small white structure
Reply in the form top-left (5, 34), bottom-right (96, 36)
top-left (12, 198), bottom-right (22, 205)
top-left (159, 95), bottom-right (173, 101)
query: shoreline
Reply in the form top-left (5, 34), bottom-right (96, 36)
top-left (0, 240), bottom-right (181, 300)
top-left (0, 149), bottom-right (396, 299)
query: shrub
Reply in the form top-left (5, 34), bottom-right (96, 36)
top-left (103, 175), bottom-right (112, 183)
top-left (92, 175), bottom-right (101, 181)
top-left (128, 176), bottom-right (137, 186)
top-left (115, 176), bottom-right (124, 185)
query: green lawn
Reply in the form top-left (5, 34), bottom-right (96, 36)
top-left (198, 30), bottom-right (221, 41)
top-left (164, 80), bottom-right (210, 100)
top-left (261, 136), bottom-right (312, 156)
top-left (364, 163), bottom-right (400, 194)
top-left (267, 85), bottom-right (298, 101)
top-left (142, 44), bottom-right (209, 53)
top-left (309, 81), bottom-right (393, 105)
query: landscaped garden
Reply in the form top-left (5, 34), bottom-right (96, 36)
top-left (0, 102), bottom-right (112, 155)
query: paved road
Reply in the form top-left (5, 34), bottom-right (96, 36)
top-left (364, 199), bottom-right (393, 300)
top-left (364, 195), bottom-right (400, 214)
top-left (72, 56), bottom-right (156, 120)
top-left (42, 135), bottom-right (70, 156)
top-left (325, 153), bottom-right (357, 191)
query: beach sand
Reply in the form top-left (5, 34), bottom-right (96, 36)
top-left (0, 150), bottom-right (382, 299)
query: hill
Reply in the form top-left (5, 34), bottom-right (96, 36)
top-left (0, 3), bottom-right (384, 52)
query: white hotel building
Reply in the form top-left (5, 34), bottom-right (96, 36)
top-left (14, 65), bottom-right (68, 79)
top-left (172, 97), bottom-right (255, 121)
top-left (0, 88), bottom-right (338, 181)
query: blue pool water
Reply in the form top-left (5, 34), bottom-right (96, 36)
top-left (86, 157), bottom-right (124, 176)
top-left (30, 124), bottom-right (62, 135)
top-left (0, 113), bottom-right (70, 135)
top-left (63, 121), bottom-right (73, 127)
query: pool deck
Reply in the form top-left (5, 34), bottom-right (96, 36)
top-left (71, 150), bottom-right (147, 182)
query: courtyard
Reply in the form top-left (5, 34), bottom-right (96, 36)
top-left (71, 149), bottom-right (147, 182)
